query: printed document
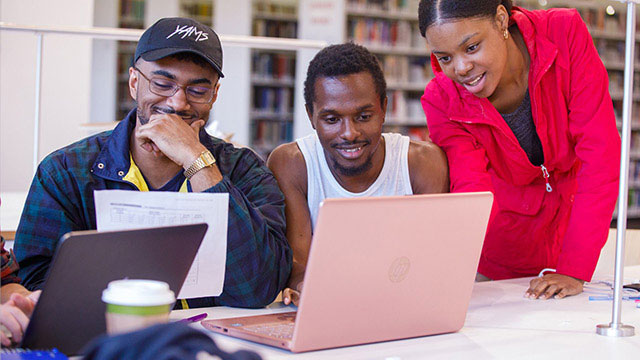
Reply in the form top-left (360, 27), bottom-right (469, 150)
top-left (94, 190), bottom-right (229, 298)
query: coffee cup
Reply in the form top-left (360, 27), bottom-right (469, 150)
top-left (102, 279), bottom-right (175, 335)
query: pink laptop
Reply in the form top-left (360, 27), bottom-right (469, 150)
top-left (202, 192), bottom-right (493, 352)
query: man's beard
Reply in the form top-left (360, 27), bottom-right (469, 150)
top-left (137, 104), bottom-right (150, 125)
top-left (330, 151), bottom-right (375, 177)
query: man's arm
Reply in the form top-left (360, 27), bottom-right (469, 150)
top-left (135, 114), bottom-right (292, 307)
top-left (14, 159), bottom-right (85, 291)
top-left (407, 140), bottom-right (450, 194)
top-left (267, 143), bottom-right (312, 304)
top-left (200, 145), bottom-right (292, 308)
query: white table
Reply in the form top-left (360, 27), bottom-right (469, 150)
top-left (171, 266), bottom-right (640, 359)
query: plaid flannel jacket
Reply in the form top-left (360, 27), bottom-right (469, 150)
top-left (14, 110), bottom-right (292, 308)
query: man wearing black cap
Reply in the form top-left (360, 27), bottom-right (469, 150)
top-left (14, 18), bottom-right (292, 309)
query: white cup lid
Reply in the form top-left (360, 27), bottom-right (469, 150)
top-left (102, 279), bottom-right (175, 306)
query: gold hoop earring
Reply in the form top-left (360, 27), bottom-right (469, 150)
top-left (503, 29), bottom-right (509, 40)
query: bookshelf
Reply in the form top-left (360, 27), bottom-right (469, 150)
top-left (250, 0), bottom-right (298, 160)
top-left (119, 0), bottom-right (146, 29)
top-left (345, 0), bottom-right (431, 141)
top-left (179, 0), bottom-right (214, 26)
top-left (517, 0), bottom-right (640, 218)
top-left (115, 0), bottom-right (145, 121)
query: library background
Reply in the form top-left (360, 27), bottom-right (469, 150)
top-left (1, 0), bottom-right (638, 224)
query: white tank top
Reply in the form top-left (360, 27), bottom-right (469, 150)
top-left (297, 132), bottom-right (413, 231)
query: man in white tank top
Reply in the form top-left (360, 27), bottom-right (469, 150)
top-left (267, 43), bottom-right (449, 306)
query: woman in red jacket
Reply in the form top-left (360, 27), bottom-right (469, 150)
top-left (419, 0), bottom-right (621, 299)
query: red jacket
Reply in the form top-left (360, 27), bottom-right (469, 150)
top-left (421, 7), bottom-right (621, 281)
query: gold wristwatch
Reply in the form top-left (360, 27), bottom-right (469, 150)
top-left (183, 150), bottom-right (216, 179)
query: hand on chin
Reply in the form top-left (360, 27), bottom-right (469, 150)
top-left (135, 114), bottom-right (206, 167)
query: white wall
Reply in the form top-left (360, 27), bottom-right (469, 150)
top-left (212, 0), bottom-right (252, 146)
top-left (90, 0), bottom-right (119, 126)
top-left (1, 0), bottom-right (95, 192)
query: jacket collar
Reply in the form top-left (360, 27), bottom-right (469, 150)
top-left (92, 109), bottom-right (137, 182)
top-left (511, 7), bottom-right (560, 87)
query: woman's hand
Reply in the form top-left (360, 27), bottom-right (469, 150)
top-left (526, 273), bottom-right (584, 299)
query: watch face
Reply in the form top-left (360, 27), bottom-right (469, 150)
top-left (202, 151), bottom-right (216, 165)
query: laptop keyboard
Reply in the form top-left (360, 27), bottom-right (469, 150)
top-left (243, 323), bottom-right (294, 339)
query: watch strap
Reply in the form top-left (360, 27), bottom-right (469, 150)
top-left (183, 150), bottom-right (216, 179)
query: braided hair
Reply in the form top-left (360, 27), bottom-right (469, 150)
top-left (418, 0), bottom-right (513, 37)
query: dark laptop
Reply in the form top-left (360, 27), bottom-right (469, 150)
top-left (21, 223), bottom-right (208, 355)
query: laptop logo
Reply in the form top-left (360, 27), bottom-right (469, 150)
top-left (388, 256), bottom-right (411, 283)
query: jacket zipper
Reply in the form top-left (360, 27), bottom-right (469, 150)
top-left (454, 115), bottom-right (553, 191)
top-left (452, 116), bottom-right (554, 193)
top-left (540, 165), bottom-right (552, 192)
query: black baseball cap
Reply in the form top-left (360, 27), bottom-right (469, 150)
top-left (135, 17), bottom-right (224, 78)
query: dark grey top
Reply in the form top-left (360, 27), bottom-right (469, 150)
top-left (500, 89), bottom-right (544, 166)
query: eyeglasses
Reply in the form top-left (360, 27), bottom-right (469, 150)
top-left (133, 67), bottom-right (216, 104)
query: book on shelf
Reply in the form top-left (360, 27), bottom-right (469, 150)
top-left (381, 55), bottom-right (432, 86)
top-left (252, 119), bottom-right (294, 159)
top-left (387, 90), bottom-right (406, 121)
top-left (253, 87), bottom-right (293, 116)
top-left (348, 17), bottom-right (415, 48)
top-left (252, 19), bottom-right (297, 38)
top-left (347, 0), bottom-right (419, 13)
top-left (253, 119), bottom-right (293, 142)
top-left (627, 188), bottom-right (640, 211)
top-left (117, 47), bottom-right (137, 73)
top-left (252, 52), bottom-right (296, 81)
top-left (254, 0), bottom-right (297, 17)
top-left (382, 55), bottom-right (409, 83)
top-left (630, 159), bottom-right (640, 184)
top-left (406, 97), bottom-right (424, 119)
top-left (386, 91), bottom-right (424, 124)
top-left (250, 1), bottom-right (298, 156)
top-left (180, 1), bottom-right (214, 21)
top-left (119, 0), bottom-right (145, 28)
